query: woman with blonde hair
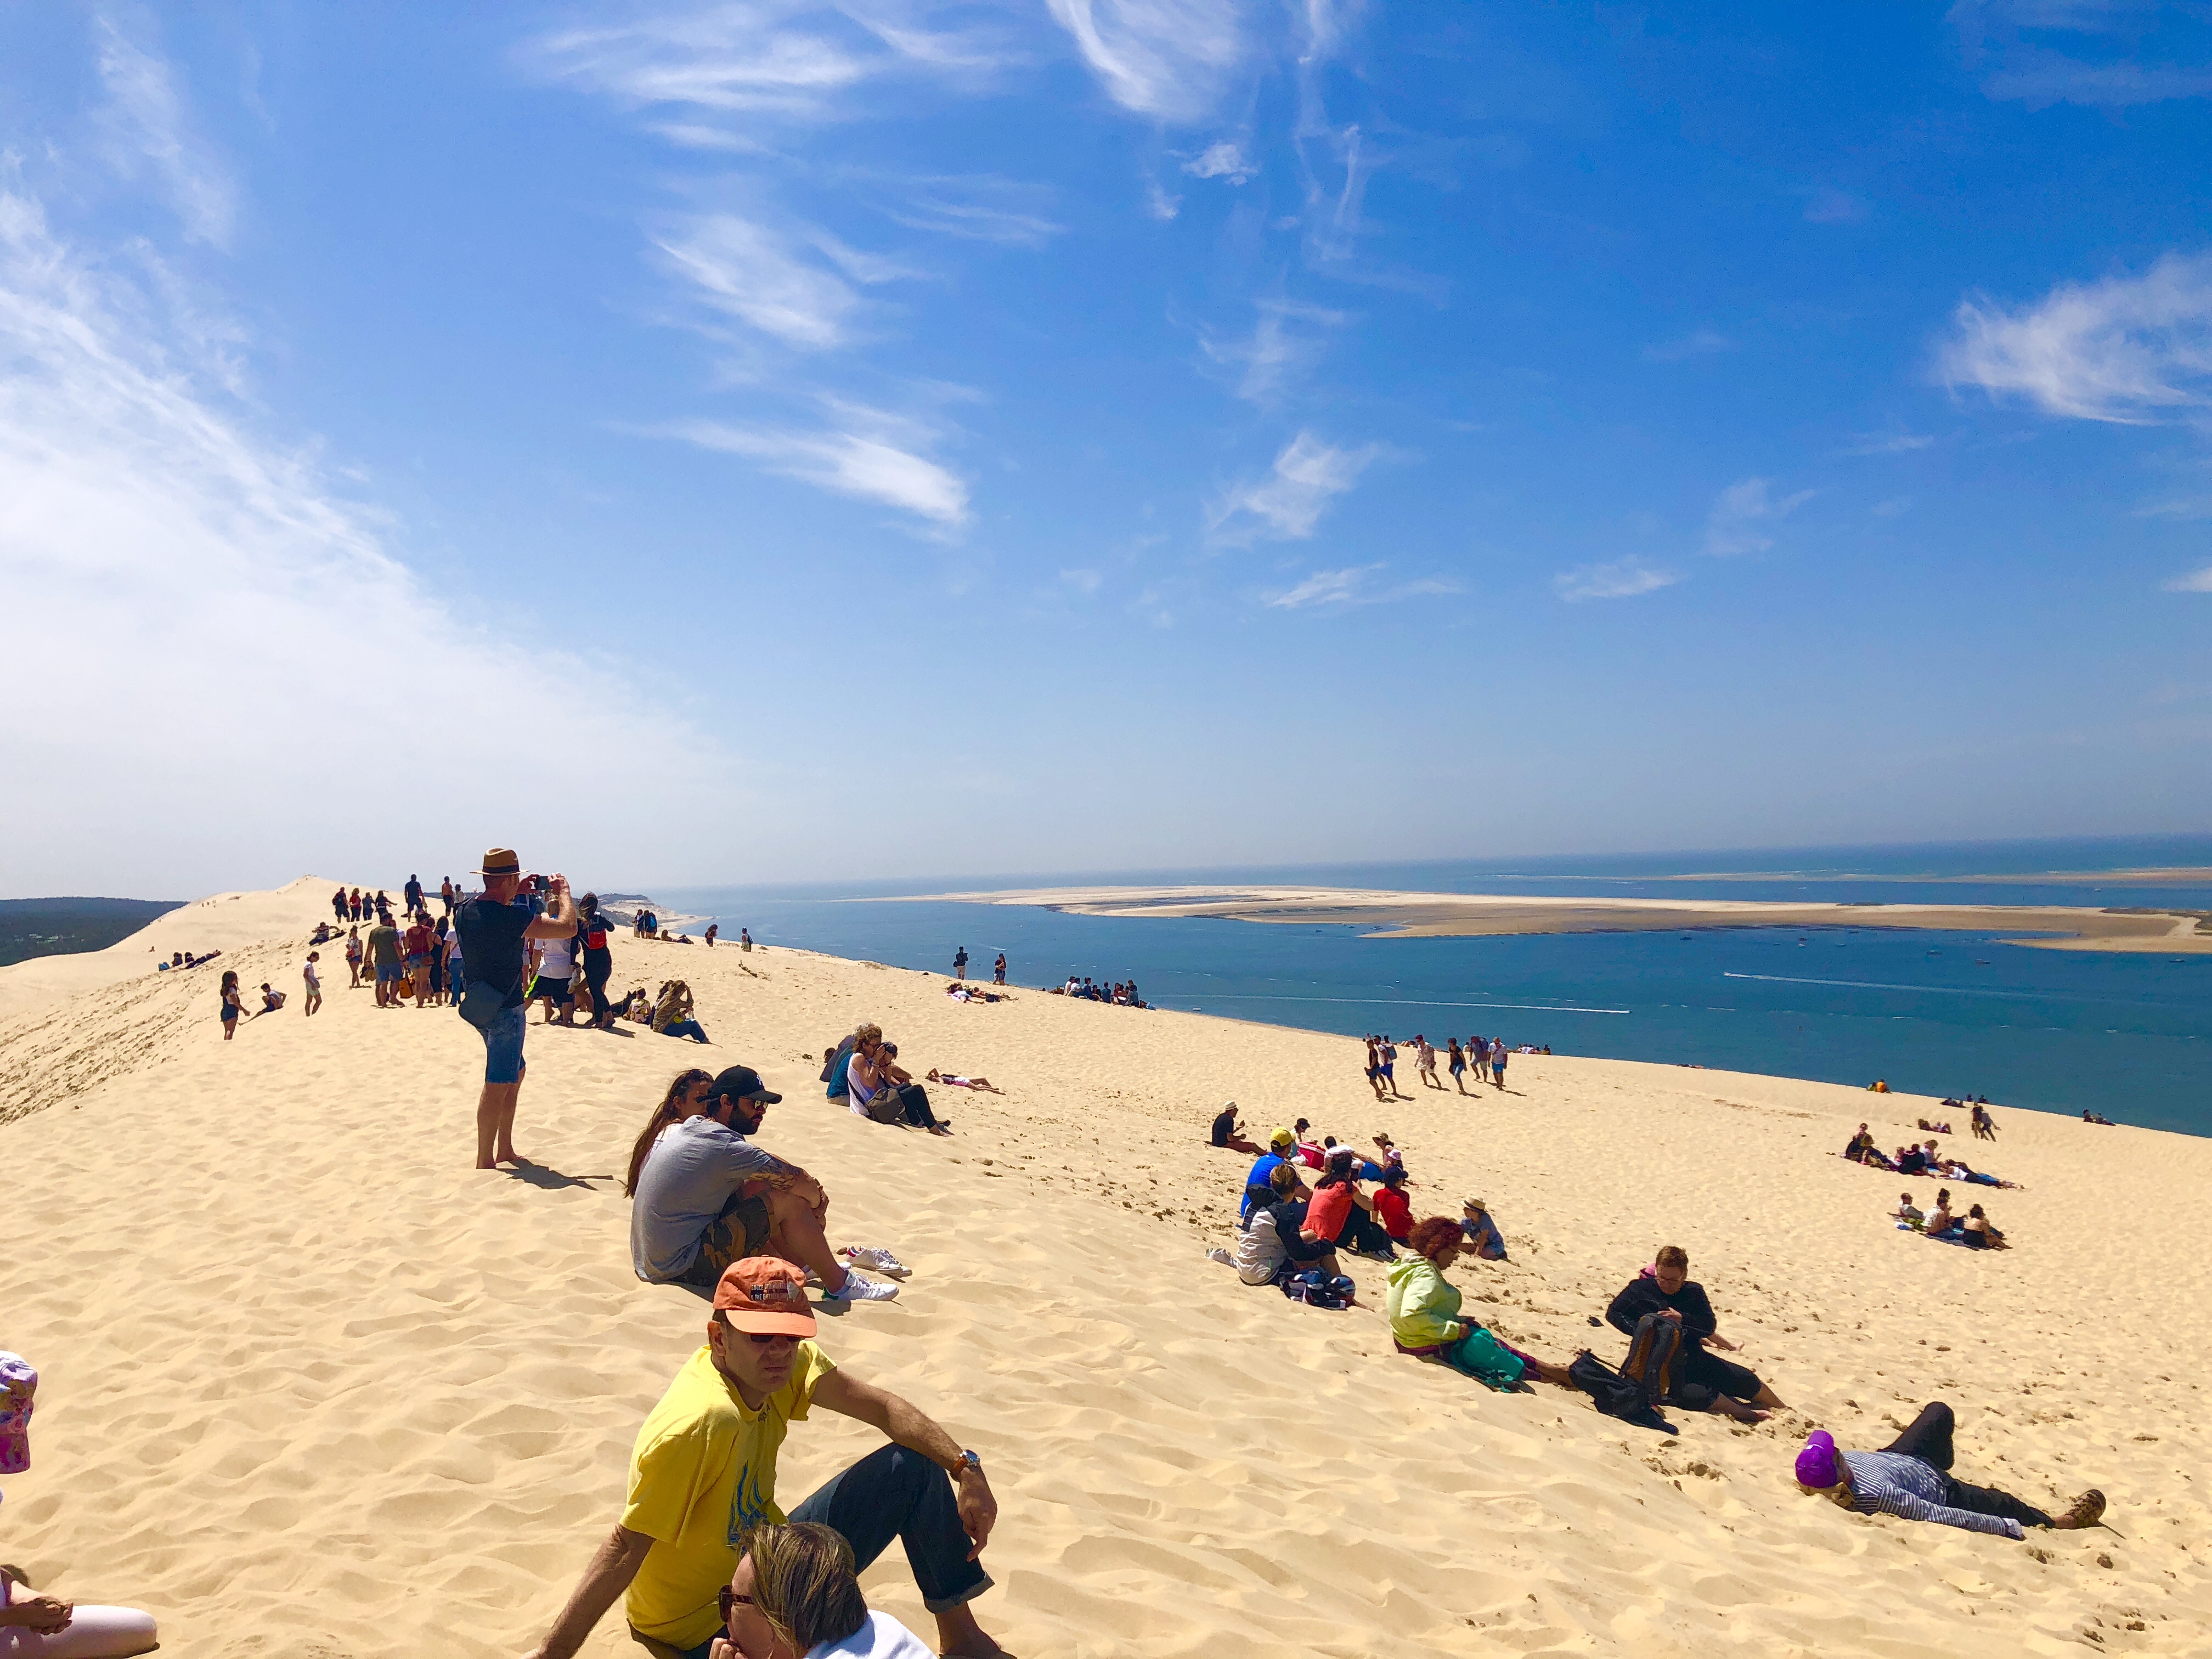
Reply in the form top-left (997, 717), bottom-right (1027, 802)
top-left (623, 1068), bottom-right (713, 1196)
top-left (712, 1522), bottom-right (931, 1659)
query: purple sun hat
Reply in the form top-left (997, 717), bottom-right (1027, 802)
top-left (1795, 1429), bottom-right (1839, 1488)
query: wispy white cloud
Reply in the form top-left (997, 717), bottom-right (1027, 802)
top-left (1201, 297), bottom-right (1348, 405)
top-left (1046, 0), bottom-right (1249, 121)
top-left (92, 10), bottom-right (237, 249)
top-left (878, 179), bottom-right (1063, 247)
top-left (1644, 328), bottom-right (1732, 364)
top-left (1144, 178), bottom-right (1183, 219)
top-left (1952, 1), bottom-right (2212, 108)
top-left (1182, 139), bottom-right (1253, 182)
top-left (1553, 557), bottom-right (1682, 602)
top-left (2164, 562), bottom-right (2212, 592)
top-left (526, 0), bottom-right (1015, 125)
top-left (0, 188), bottom-right (732, 891)
top-left (656, 412), bottom-right (969, 528)
top-left (1842, 428), bottom-right (1937, 455)
top-left (1938, 252), bottom-right (2212, 424)
top-left (1266, 563), bottom-right (1455, 607)
top-left (1267, 563), bottom-right (1379, 607)
top-left (652, 211), bottom-right (916, 349)
top-left (1208, 429), bottom-right (1379, 541)
top-left (1704, 477), bottom-right (1815, 556)
top-left (1060, 566), bottom-right (1102, 594)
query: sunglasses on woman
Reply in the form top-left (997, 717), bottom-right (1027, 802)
top-left (718, 1584), bottom-right (755, 1624)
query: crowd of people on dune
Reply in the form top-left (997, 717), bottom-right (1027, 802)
top-left (1358, 1034), bottom-right (1552, 1101)
top-left (64, 851), bottom-right (2103, 1659)
top-left (1204, 1062), bottom-right (2107, 1553)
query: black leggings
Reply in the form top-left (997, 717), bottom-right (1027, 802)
top-left (1884, 1402), bottom-right (2054, 1529)
top-left (898, 1083), bottom-right (943, 1129)
top-left (585, 958), bottom-right (612, 1022)
top-left (1329, 1204), bottom-right (1397, 1258)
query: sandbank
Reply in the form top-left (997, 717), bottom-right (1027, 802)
top-left (904, 883), bottom-right (2212, 953)
top-left (2, 878), bottom-right (2207, 1656)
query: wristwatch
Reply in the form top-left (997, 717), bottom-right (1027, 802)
top-left (953, 1449), bottom-right (982, 1475)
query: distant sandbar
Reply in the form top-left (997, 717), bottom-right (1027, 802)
top-left (899, 884), bottom-right (2212, 953)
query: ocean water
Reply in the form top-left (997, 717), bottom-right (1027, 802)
top-left (655, 836), bottom-right (2212, 1137)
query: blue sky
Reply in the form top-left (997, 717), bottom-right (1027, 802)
top-left (3, 2), bottom-right (2211, 896)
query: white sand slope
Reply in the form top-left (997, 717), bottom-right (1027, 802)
top-left (1, 880), bottom-right (2206, 1657)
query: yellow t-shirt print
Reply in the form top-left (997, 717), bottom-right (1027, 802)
top-left (619, 1340), bottom-right (836, 1650)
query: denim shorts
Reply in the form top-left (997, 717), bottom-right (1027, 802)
top-left (376, 961), bottom-right (402, 984)
top-left (479, 1003), bottom-right (527, 1084)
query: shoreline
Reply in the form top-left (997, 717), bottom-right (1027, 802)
top-left (894, 883), bottom-right (2212, 953)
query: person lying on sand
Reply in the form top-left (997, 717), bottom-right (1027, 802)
top-left (1605, 1245), bottom-right (1786, 1414)
top-left (929, 1069), bottom-right (1002, 1093)
top-left (1387, 1219), bottom-right (1576, 1389)
top-left (713, 1521), bottom-right (935, 1659)
top-left (1207, 1102), bottom-right (1260, 1153)
top-left (1795, 1403), bottom-right (2104, 1539)
top-left (2082, 1110), bottom-right (2117, 1125)
top-left (1932, 1156), bottom-right (2021, 1189)
top-left (628, 1066), bottom-right (898, 1306)
top-left (521, 1258), bottom-right (1005, 1659)
top-left (1221, 1165), bottom-right (1358, 1307)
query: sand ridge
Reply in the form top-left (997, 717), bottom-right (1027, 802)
top-left (1, 879), bottom-right (2207, 1656)
top-left (901, 883), bottom-right (2212, 952)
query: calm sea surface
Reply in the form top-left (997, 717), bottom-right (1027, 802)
top-left (656, 837), bottom-right (2212, 1137)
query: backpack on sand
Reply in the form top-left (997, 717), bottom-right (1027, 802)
top-left (1568, 1350), bottom-right (1674, 1432)
top-left (1620, 1310), bottom-right (1684, 1410)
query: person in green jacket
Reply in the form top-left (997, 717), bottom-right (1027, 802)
top-left (1386, 1218), bottom-right (1577, 1390)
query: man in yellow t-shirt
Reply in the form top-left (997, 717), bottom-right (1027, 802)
top-left (521, 1257), bottom-right (1005, 1659)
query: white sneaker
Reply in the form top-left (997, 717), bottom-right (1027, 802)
top-left (841, 1245), bottom-right (911, 1279)
top-left (1205, 1247), bottom-right (1234, 1266)
top-left (823, 1272), bottom-right (900, 1303)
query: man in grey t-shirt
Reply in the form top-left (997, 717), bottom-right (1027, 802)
top-left (629, 1066), bottom-right (897, 1304)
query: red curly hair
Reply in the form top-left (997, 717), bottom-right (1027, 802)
top-left (1407, 1217), bottom-right (1463, 1262)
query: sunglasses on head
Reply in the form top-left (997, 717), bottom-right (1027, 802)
top-left (719, 1584), bottom-right (755, 1623)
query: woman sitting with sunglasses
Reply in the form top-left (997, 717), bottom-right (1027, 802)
top-left (711, 1521), bottom-right (930, 1658)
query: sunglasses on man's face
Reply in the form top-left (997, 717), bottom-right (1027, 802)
top-left (719, 1584), bottom-right (757, 1624)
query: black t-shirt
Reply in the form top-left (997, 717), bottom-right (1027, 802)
top-left (1211, 1110), bottom-right (1235, 1147)
top-left (455, 896), bottom-right (540, 1008)
top-left (1604, 1276), bottom-right (1719, 1341)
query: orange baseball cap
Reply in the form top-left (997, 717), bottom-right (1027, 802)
top-left (713, 1257), bottom-right (817, 1338)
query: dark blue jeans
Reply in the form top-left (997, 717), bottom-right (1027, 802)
top-left (671, 1444), bottom-right (989, 1657)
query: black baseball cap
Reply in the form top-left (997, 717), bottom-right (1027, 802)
top-left (706, 1065), bottom-right (781, 1105)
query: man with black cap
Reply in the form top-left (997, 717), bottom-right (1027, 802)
top-left (453, 847), bottom-right (578, 1169)
top-left (630, 1065), bottom-right (899, 1306)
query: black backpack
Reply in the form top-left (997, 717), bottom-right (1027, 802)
top-left (1620, 1310), bottom-right (1684, 1409)
top-left (1568, 1350), bottom-right (1676, 1433)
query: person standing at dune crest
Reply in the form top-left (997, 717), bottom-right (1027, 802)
top-left (454, 848), bottom-right (578, 1169)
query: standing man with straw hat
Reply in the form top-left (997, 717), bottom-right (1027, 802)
top-left (454, 848), bottom-right (578, 1169)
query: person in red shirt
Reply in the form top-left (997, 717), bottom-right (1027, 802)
top-left (402, 912), bottom-right (437, 1008)
top-left (1371, 1166), bottom-right (1413, 1246)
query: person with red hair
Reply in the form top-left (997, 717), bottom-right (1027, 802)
top-left (1386, 1218), bottom-right (1576, 1390)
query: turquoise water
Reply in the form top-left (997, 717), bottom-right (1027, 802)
top-left (657, 836), bottom-right (2212, 1137)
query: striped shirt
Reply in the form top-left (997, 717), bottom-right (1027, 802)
top-left (1842, 1451), bottom-right (2023, 1539)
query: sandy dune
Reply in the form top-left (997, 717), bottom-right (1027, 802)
top-left (2, 877), bottom-right (2205, 1657)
